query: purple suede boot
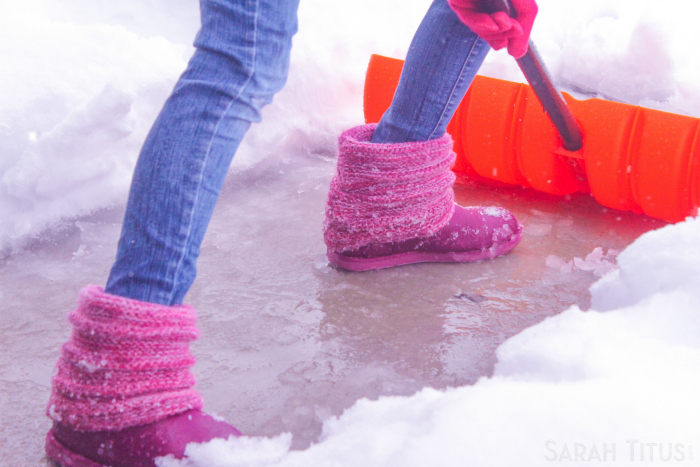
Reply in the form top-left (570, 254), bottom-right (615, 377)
top-left (45, 286), bottom-right (241, 467)
top-left (324, 124), bottom-right (522, 271)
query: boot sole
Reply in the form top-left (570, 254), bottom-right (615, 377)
top-left (46, 429), bottom-right (103, 467)
top-left (328, 230), bottom-right (522, 272)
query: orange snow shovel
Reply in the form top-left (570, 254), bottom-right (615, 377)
top-left (364, 1), bottom-right (700, 223)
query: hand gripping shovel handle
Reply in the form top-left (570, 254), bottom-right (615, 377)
top-left (484, 0), bottom-right (583, 151)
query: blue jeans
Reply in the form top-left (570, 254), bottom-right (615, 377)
top-left (105, 0), bottom-right (489, 306)
top-left (372, 0), bottom-right (489, 144)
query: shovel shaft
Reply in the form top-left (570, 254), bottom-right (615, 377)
top-left (484, 0), bottom-right (583, 151)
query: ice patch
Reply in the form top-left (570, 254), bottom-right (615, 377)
top-left (313, 255), bottom-right (332, 274)
top-left (546, 254), bottom-right (573, 274)
top-left (523, 223), bottom-right (552, 237)
top-left (574, 247), bottom-right (619, 277)
top-left (546, 247), bottom-right (618, 277)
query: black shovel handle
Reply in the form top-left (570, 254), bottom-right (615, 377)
top-left (484, 0), bottom-right (583, 151)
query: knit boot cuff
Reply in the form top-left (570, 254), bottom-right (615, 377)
top-left (324, 124), bottom-right (456, 253)
top-left (47, 286), bottom-right (204, 431)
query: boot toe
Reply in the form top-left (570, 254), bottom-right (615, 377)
top-left (47, 409), bottom-right (241, 467)
top-left (476, 206), bottom-right (522, 245)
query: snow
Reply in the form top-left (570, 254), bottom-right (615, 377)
top-left (1, 0), bottom-right (699, 466)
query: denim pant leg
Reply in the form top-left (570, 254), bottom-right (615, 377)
top-left (371, 0), bottom-right (490, 144)
top-left (105, 0), bottom-right (300, 306)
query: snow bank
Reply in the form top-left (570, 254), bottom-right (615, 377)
top-left (0, 0), bottom-right (427, 251)
top-left (529, 0), bottom-right (700, 115)
top-left (0, 2), bottom-right (188, 251)
top-left (158, 217), bottom-right (700, 466)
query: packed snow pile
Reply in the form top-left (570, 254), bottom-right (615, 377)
top-left (158, 216), bottom-right (700, 466)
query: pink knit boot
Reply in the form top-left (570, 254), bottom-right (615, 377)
top-left (45, 286), bottom-right (240, 467)
top-left (324, 124), bottom-right (522, 271)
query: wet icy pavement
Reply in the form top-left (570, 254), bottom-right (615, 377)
top-left (0, 153), bottom-right (666, 465)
